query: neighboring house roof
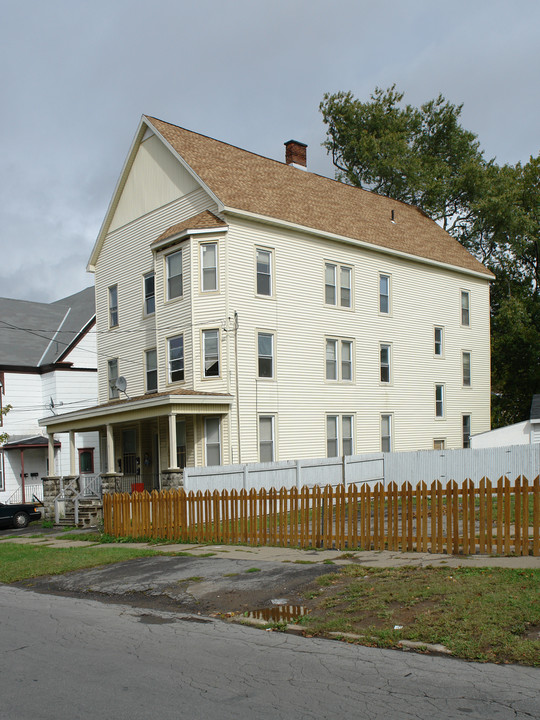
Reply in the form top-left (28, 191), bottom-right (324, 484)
top-left (0, 287), bottom-right (95, 370)
top-left (143, 116), bottom-right (493, 279)
top-left (530, 395), bottom-right (540, 421)
top-left (2, 435), bottom-right (61, 450)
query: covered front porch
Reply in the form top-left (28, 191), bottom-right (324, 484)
top-left (38, 389), bottom-right (233, 520)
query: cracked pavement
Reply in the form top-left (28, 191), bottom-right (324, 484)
top-left (1, 585), bottom-right (538, 720)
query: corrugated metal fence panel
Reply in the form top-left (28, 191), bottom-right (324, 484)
top-left (183, 444), bottom-right (540, 493)
top-left (385, 444), bottom-right (540, 488)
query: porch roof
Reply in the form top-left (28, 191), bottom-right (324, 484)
top-left (38, 389), bottom-right (233, 433)
top-left (2, 435), bottom-right (61, 450)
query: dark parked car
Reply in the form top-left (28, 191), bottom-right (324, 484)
top-left (0, 501), bottom-right (42, 529)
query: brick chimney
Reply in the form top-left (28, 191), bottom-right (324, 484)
top-left (284, 140), bottom-right (307, 168)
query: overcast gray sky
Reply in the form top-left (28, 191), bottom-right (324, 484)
top-left (1, 0), bottom-right (539, 303)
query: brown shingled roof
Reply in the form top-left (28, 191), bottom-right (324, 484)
top-left (145, 116), bottom-right (492, 278)
top-left (152, 210), bottom-right (227, 247)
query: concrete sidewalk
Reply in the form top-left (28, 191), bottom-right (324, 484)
top-left (2, 532), bottom-right (539, 568)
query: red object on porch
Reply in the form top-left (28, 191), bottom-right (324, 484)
top-left (131, 483), bottom-right (144, 493)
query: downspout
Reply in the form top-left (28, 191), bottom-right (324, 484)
top-left (234, 311), bottom-right (241, 463)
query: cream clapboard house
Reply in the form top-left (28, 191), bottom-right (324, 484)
top-left (40, 116), bottom-right (493, 492)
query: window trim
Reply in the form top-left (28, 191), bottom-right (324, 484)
top-left (78, 448), bottom-right (94, 474)
top-left (257, 331), bottom-right (275, 379)
top-left (200, 242), bottom-right (218, 293)
top-left (434, 326), bottom-right (444, 358)
top-left (255, 247), bottom-right (273, 298)
top-left (202, 328), bottom-right (220, 379)
top-left (435, 383), bottom-right (445, 419)
top-left (167, 334), bottom-right (185, 384)
top-left (379, 273), bottom-right (391, 315)
top-left (381, 413), bottom-right (392, 452)
top-left (145, 348), bottom-right (158, 393)
top-left (108, 358), bottom-right (119, 399)
top-left (143, 272), bottom-right (155, 316)
top-left (433, 438), bottom-right (446, 450)
top-left (324, 261), bottom-right (353, 309)
top-left (461, 290), bottom-right (470, 327)
top-left (165, 249), bottom-right (183, 301)
top-left (204, 416), bottom-right (221, 466)
top-left (379, 343), bottom-right (392, 384)
top-left (258, 414), bottom-right (276, 463)
top-left (108, 285), bottom-right (118, 328)
top-left (326, 414), bottom-right (354, 457)
top-left (325, 337), bottom-right (354, 383)
top-left (462, 350), bottom-right (471, 387)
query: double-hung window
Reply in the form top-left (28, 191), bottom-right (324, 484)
top-left (201, 243), bottom-right (218, 292)
top-left (145, 349), bottom-right (157, 392)
top-left (203, 329), bottom-right (220, 377)
top-left (108, 358), bottom-right (119, 399)
top-left (434, 327), bottom-right (443, 356)
top-left (462, 414), bottom-right (471, 448)
top-left (259, 415), bottom-right (275, 462)
top-left (143, 273), bottom-right (155, 315)
top-left (168, 335), bottom-right (184, 383)
top-left (166, 250), bottom-right (183, 300)
top-left (380, 344), bottom-right (391, 383)
top-left (326, 338), bottom-right (353, 382)
top-left (256, 248), bottom-right (272, 296)
top-left (108, 285), bottom-right (118, 328)
top-left (461, 290), bottom-right (470, 326)
top-left (462, 351), bottom-right (471, 387)
top-left (257, 332), bottom-right (274, 378)
top-left (205, 417), bottom-right (221, 465)
top-left (379, 274), bottom-right (390, 314)
top-left (381, 414), bottom-right (392, 452)
top-left (326, 414), bottom-right (354, 457)
top-left (435, 384), bottom-right (445, 418)
top-left (325, 263), bottom-right (352, 308)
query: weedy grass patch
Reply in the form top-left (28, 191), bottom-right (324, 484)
top-left (302, 565), bottom-right (540, 665)
top-left (0, 542), bottom-right (163, 583)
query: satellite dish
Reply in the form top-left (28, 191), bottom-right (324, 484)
top-left (115, 376), bottom-right (127, 393)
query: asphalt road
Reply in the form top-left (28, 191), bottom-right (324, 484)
top-left (1, 585), bottom-right (538, 720)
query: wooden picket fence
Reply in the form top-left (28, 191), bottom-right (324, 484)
top-left (103, 476), bottom-right (540, 556)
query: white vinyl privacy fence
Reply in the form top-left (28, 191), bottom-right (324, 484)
top-left (182, 444), bottom-right (540, 493)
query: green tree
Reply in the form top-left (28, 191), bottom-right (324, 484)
top-left (320, 87), bottom-right (540, 427)
top-left (0, 403), bottom-right (12, 444)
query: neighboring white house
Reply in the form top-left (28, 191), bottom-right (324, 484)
top-left (471, 395), bottom-right (540, 448)
top-left (40, 116), bottom-right (493, 492)
top-left (0, 288), bottom-right (99, 502)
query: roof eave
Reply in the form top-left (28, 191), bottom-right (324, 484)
top-left (152, 224), bottom-right (228, 252)
top-left (222, 206), bottom-right (494, 281)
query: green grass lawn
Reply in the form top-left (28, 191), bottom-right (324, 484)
top-left (0, 542), bottom-right (162, 583)
top-left (301, 565), bottom-right (540, 665)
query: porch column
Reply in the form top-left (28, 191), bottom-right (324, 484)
top-left (168, 414), bottom-right (179, 470)
top-left (106, 424), bottom-right (115, 474)
top-left (47, 434), bottom-right (56, 476)
top-left (69, 430), bottom-right (76, 476)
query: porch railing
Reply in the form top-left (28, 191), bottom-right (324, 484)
top-left (115, 474), bottom-right (160, 494)
top-left (6, 483), bottom-right (44, 504)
